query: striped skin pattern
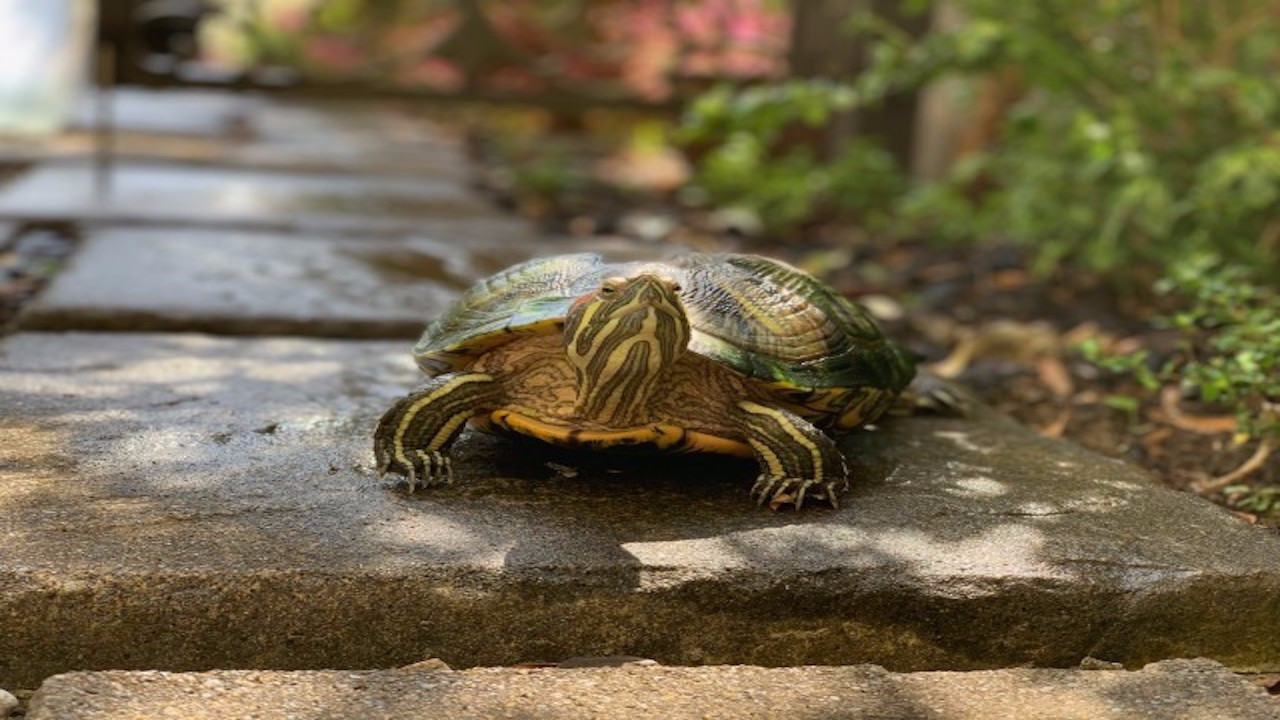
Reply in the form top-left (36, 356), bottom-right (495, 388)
top-left (373, 372), bottom-right (499, 490)
top-left (374, 253), bottom-right (917, 509)
top-left (737, 400), bottom-right (849, 507)
top-left (472, 333), bottom-right (757, 441)
top-left (562, 275), bottom-right (691, 427)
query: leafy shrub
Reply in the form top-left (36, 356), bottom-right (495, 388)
top-left (679, 81), bottom-right (906, 233)
top-left (682, 2), bottom-right (1280, 481)
top-left (680, 0), bottom-right (1280, 278)
top-left (908, 1), bottom-right (1280, 276)
top-left (1080, 253), bottom-right (1279, 440)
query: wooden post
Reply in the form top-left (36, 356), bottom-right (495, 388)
top-left (788, 0), bottom-right (929, 167)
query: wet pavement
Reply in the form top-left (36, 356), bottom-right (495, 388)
top-left (1, 88), bottom-right (1278, 712)
top-left (3, 89), bottom-right (470, 175)
top-left (0, 160), bottom-right (495, 233)
top-left (17, 226), bottom-right (659, 337)
top-left (5, 331), bottom-right (1279, 688)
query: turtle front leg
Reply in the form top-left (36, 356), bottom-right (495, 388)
top-left (734, 400), bottom-right (850, 510)
top-left (373, 372), bottom-right (499, 491)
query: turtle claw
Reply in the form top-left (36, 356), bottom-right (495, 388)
top-left (751, 475), bottom-right (845, 511)
top-left (751, 474), bottom-right (783, 506)
top-left (377, 448), bottom-right (453, 493)
top-left (405, 450), bottom-right (452, 492)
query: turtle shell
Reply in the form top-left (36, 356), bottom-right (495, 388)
top-left (412, 253), bottom-right (914, 424)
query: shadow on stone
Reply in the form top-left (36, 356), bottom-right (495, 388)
top-left (2, 332), bottom-right (1279, 689)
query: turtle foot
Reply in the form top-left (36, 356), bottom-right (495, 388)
top-left (377, 448), bottom-right (453, 493)
top-left (751, 474), bottom-right (846, 511)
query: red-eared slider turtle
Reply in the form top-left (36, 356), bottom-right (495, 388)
top-left (374, 253), bottom-right (915, 508)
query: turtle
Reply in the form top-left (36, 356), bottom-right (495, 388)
top-left (373, 252), bottom-right (915, 509)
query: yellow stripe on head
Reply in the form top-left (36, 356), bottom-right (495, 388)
top-left (563, 274), bottom-right (691, 426)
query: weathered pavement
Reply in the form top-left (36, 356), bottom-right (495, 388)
top-left (26, 660), bottom-right (1280, 720)
top-left (1, 89), bottom-right (1279, 711)
top-left (16, 226), bottom-right (653, 337)
top-left (4, 330), bottom-right (1280, 691)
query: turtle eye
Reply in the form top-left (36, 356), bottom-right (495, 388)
top-left (600, 277), bottom-right (625, 295)
top-left (599, 286), bottom-right (616, 295)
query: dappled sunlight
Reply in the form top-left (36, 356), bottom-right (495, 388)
top-left (0, 422), bottom-right (77, 488)
top-left (622, 519), bottom-right (1066, 586)
top-left (0, 330), bottom-right (1243, 586)
top-left (933, 430), bottom-right (995, 455)
top-left (5, 332), bottom-right (1280, 680)
top-left (104, 426), bottom-right (215, 472)
top-left (27, 662), bottom-right (1276, 719)
top-left (949, 475), bottom-right (1008, 498)
top-left (868, 525), bottom-right (1064, 583)
top-left (244, 359), bottom-right (346, 384)
top-left (214, 179), bottom-right (280, 216)
top-left (889, 663), bottom-right (1273, 720)
top-left (621, 536), bottom-right (751, 583)
top-left (369, 511), bottom-right (509, 569)
top-left (1, 332), bottom-right (411, 562)
top-left (0, 161), bottom-right (492, 232)
top-left (1098, 478), bottom-right (1147, 492)
top-left (3, 0), bottom-right (1278, 698)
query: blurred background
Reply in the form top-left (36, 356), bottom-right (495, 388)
top-left (1, 0), bottom-right (1277, 522)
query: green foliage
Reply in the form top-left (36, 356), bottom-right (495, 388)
top-left (1157, 256), bottom-right (1280, 438)
top-left (1225, 484), bottom-right (1280, 517)
top-left (680, 0), bottom-right (1280, 277)
top-left (679, 81), bottom-right (905, 233)
top-left (681, 1), bottom-right (1280, 443)
top-left (901, 1), bottom-right (1280, 275)
top-left (1080, 254), bottom-right (1280, 439)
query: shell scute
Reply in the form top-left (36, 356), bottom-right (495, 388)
top-left (411, 253), bottom-right (914, 405)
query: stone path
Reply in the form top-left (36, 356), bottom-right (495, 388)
top-left (0, 160), bottom-right (495, 233)
top-left (5, 88), bottom-right (471, 176)
top-left (1, 88), bottom-right (1278, 714)
top-left (6, 331), bottom-right (1278, 690)
top-left (26, 660), bottom-right (1280, 720)
top-left (16, 226), bottom-right (650, 337)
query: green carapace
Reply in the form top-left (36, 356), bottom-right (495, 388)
top-left (374, 253), bottom-right (914, 509)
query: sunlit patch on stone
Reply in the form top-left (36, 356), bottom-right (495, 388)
top-left (951, 476), bottom-right (1007, 497)
top-left (933, 430), bottom-right (994, 455)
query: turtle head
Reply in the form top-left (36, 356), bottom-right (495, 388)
top-left (563, 273), bottom-right (691, 424)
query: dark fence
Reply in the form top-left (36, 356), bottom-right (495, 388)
top-left (97, 0), bottom-right (791, 110)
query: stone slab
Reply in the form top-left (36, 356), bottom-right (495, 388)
top-left (73, 88), bottom-right (277, 138)
top-left (232, 96), bottom-right (470, 176)
top-left (0, 161), bottom-right (491, 233)
top-left (17, 227), bottom-right (653, 337)
top-left (26, 661), bottom-right (1280, 720)
top-left (75, 88), bottom-right (464, 152)
top-left (2, 332), bottom-right (1280, 688)
top-left (1, 89), bottom-right (471, 176)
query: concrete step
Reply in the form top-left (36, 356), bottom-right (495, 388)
top-left (24, 660), bottom-right (1280, 720)
top-left (0, 160), bottom-right (494, 234)
top-left (3, 88), bottom-right (471, 177)
top-left (3, 331), bottom-right (1279, 688)
top-left (16, 226), bottom-right (653, 338)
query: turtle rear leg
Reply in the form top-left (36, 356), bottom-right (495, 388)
top-left (890, 372), bottom-right (971, 417)
top-left (373, 372), bottom-right (499, 491)
top-left (734, 400), bottom-right (849, 510)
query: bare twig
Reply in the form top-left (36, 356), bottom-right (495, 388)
top-left (1194, 435), bottom-right (1276, 492)
top-left (1158, 386), bottom-right (1238, 435)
